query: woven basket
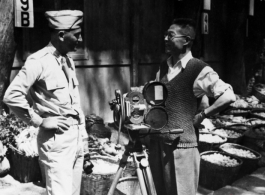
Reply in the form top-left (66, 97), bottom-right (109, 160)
top-left (199, 151), bottom-right (242, 190)
top-left (221, 107), bottom-right (250, 117)
top-left (8, 144), bottom-right (41, 183)
top-left (80, 156), bottom-right (119, 195)
top-left (211, 127), bottom-right (245, 144)
top-left (198, 132), bottom-right (227, 153)
top-left (219, 143), bottom-right (261, 179)
top-left (249, 109), bottom-right (265, 120)
top-left (114, 177), bottom-right (141, 195)
top-left (225, 123), bottom-right (250, 131)
top-left (253, 83), bottom-right (265, 103)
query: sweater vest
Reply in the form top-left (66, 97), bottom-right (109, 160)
top-left (154, 58), bottom-right (207, 147)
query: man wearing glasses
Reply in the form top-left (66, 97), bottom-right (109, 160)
top-left (148, 18), bottom-right (236, 195)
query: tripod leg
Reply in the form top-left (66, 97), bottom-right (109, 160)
top-left (135, 162), bottom-right (148, 195)
top-left (108, 151), bottom-right (130, 195)
top-left (144, 165), bottom-right (157, 195)
top-left (107, 166), bottom-right (124, 195)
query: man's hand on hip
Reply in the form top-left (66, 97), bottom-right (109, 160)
top-left (193, 112), bottom-right (205, 129)
top-left (40, 116), bottom-right (70, 133)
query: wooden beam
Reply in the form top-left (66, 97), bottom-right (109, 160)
top-left (0, 0), bottom-right (16, 110)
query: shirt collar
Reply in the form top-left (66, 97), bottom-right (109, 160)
top-left (47, 42), bottom-right (71, 67)
top-left (167, 51), bottom-right (193, 69)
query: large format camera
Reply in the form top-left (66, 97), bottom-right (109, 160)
top-left (109, 81), bottom-right (169, 131)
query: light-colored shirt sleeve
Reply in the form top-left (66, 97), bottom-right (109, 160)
top-left (193, 66), bottom-right (233, 99)
top-left (3, 59), bottom-right (43, 127)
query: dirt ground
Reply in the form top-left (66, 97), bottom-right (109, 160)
top-left (0, 174), bottom-right (46, 195)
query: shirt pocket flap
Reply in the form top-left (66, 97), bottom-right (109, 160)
top-left (45, 79), bottom-right (65, 90)
top-left (72, 77), bottom-right (79, 86)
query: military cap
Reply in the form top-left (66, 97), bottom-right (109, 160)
top-left (45, 10), bottom-right (83, 30)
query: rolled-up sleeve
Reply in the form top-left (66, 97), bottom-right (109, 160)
top-left (3, 58), bottom-right (43, 127)
top-left (193, 66), bottom-right (233, 99)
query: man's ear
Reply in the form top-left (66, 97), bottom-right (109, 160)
top-left (183, 37), bottom-right (191, 46)
top-left (58, 31), bottom-right (65, 41)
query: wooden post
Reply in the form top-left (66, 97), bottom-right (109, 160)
top-left (130, 0), bottom-right (141, 87)
top-left (223, 0), bottom-right (248, 95)
top-left (0, 0), bottom-right (16, 111)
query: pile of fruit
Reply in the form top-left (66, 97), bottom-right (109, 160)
top-left (213, 129), bottom-right (243, 138)
top-left (199, 133), bottom-right (225, 143)
top-left (226, 109), bottom-right (249, 114)
top-left (88, 135), bottom-right (125, 159)
top-left (222, 148), bottom-right (256, 158)
top-left (15, 126), bottom-right (39, 157)
top-left (0, 111), bottom-right (28, 148)
top-left (201, 153), bottom-right (239, 167)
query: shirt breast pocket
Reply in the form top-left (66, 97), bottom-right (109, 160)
top-left (45, 78), bottom-right (66, 91)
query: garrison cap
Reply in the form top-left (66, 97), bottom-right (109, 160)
top-left (45, 10), bottom-right (83, 30)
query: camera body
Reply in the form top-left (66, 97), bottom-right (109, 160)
top-left (109, 81), bottom-right (168, 131)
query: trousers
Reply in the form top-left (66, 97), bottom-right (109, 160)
top-left (37, 124), bottom-right (84, 195)
top-left (149, 139), bottom-right (200, 195)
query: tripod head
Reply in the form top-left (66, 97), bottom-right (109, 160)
top-left (109, 82), bottom-right (183, 145)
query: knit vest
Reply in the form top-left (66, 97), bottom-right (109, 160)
top-left (155, 58), bottom-right (206, 147)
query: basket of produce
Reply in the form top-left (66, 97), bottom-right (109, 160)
top-left (249, 109), bottom-right (265, 120)
top-left (8, 126), bottom-right (41, 183)
top-left (221, 107), bottom-right (250, 117)
top-left (198, 132), bottom-right (227, 153)
top-left (243, 124), bottom-right (265, 150)
top-left (225, 123), bottom-right (249, 131)
top-left (113, 177), bottom-right (141, 195)
top-left (219, 143), bottom-right (261, 178)
top-left (252, 83), bottom-right (265, 103)
top-left (81, 156), bottom-right (120, 195)
top-left (88, 135), bottom-right (125, 159)
top-left (0, 141), bottom-right (10, 177)
top-left (0, 112), bottom-right (41, 183)
top-left (245, 118), bottom-right (265, 126)
top-left (86, 114), bottom-right (111, 139)
top-left (199, 150), bottom-right (243, 190)
top-left (211, 127), bottom-right (245, 144)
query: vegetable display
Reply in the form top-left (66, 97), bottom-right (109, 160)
top-left (201, 153), bottom-right (239, 167)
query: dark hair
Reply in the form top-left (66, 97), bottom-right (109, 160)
top-left (172, 18), bottom-right (196, 40)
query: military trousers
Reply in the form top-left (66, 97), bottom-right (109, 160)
top-left (37, 124), bottom-right (84, 195)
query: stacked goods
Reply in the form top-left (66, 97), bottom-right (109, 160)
top-left (253, 83), bottom-right (265, 102)
top-left (86, 114), bottom-right (111, 139)
top-left (81, 156), bottom-right (119, 195)
top-left (245, 118), bottom-right (265, 126)
top-left (211, 128), bottom-right (244, 144)
top-left (250, 109), bottom-right (265, 120)
top-left (0, 112), bottom-right (27, 148)
top-left (243, 124), bottom-right (265, 167)
top-left (198, 132), bottom-right (227, 153)
top-left (0, 141), bottom-right (10, 177)
top-left (222, 108), bottom-right (250, 117)
top-left (0, 111), bottom-right (41, 183)
top-left (201, 152), bottom-right (240, 167)
top-left (88, 135), bottom-right (125, 160)
top-left (199, 151), bottom-right (242, 190)
top-left (220, 143), bottom-right (261, 178)
top-left (222, 147), bottom-right (256, 158)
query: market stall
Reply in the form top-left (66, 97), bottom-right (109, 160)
top-left (198, 90), bottom-right (265, 190)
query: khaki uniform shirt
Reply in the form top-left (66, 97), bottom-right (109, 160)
top-left (3, 43), bottom-right (85, 127)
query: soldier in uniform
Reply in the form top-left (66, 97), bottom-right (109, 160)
top-left (4, 10), bottom-right (85, 195)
